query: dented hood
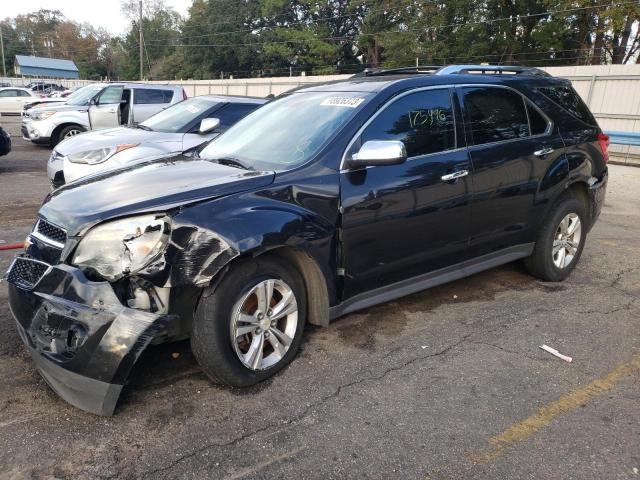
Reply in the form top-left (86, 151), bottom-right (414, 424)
top-left (40, 155), bottom-right (275, 234)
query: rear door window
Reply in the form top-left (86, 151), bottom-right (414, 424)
top-left (538, 86), bottom-right (596, 126)
top-left (134, 89), bottom-right (174, 104)
top-left (462, 87), bottom-right (530, 145)
top-left (0, 89), bottom-right (18, 97)
top-left (358, 88), bottom-right (456, 158)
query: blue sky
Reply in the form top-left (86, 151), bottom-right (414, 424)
top-left (3, 0), bottom-right (192, 35)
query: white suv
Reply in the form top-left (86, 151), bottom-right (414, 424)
top-left (21, 83), bottom-right (186, 146)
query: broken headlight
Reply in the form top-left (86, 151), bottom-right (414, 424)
top-left (72, 214), bottom-right (171, 281)
top-left (67, 144), bottom-right (139, 165)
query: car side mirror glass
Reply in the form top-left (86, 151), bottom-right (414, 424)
top-left (199, 117), bottom-right (220, 134)
top-left (90, 98), bottom-right (98, 106)
top-left (348, 140), bottom-right (407, 169)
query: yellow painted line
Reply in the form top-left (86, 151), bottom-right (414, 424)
top-left (472, 353), bottom-right (640, 464)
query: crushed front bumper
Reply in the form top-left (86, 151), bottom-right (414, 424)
top-left (6, 260), bottom-right (174, 415)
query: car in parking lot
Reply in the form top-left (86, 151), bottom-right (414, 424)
top-left (47, 95), bottom-right (268, 187)
top-left (21, 83), bottom-right (186, 146)
top-left (5, 64), bottom-right (609, 415)
top-left (0, 87), bottom-right (37, 114)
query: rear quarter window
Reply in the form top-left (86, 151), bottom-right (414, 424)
top-left (538, 86), bottom-right (597, 126)
top-left (134, 89), bottom-right (174, 104)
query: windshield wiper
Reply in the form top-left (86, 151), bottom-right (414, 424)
top-left (131, 123), bottom-right (153, 131)
top-left (213, 157), bottom-right (253, 170)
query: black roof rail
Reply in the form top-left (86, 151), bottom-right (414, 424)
top-left (435, 64), bottom-right (551, 77)
top-left (357, 65), bottom-right (442, 77)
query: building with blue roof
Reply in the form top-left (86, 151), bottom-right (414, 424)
top-left (14, 55), bottom-right (79, 79)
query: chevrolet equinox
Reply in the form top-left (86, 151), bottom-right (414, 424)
top-left (6, 65), bottom-right (609, 415)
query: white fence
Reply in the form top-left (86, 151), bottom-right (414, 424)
top-left (4, 65), bottom-right (639, 165)
top-left (149, 74), bottom-right (352, 98)
top-left (0, 77), bottom-right (94, 89)
top-left (544, 65), bottom-right (640, 166)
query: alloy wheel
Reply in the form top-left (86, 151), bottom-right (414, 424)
top-left (64, 129), bottom-right (81, 138)
top-left (552, 213), bottom-right (582, 269)
top-left (231, 279), bottom-right (298, 370)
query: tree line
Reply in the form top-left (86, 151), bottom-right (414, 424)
top-left (1, 0), bottom-right (639, 81)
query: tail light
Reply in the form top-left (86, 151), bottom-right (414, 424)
top-left (182, 89), bottom-right (188, 100)
top-left (597, 133), bottom-right (610, 163)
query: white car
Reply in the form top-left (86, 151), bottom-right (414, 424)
top-left (22, 83), bottom-right (187, 146)
top-left (47, 95), bottom-right (268, 187)
top-left (0, 87), bottom-right (37, 114)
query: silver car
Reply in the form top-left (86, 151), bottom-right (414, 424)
top-left (22, 83), bottom-right (186, 146)
top-left (47, 95), bottom-right (268, 187)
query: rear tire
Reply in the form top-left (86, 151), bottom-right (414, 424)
top-left (524, 196), bottom-right (587, 282)
top-left (191, 256), bottom-right (307, 387)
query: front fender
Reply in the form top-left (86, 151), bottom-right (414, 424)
top-left (52, 112), bottom-right (90, 130)
top-left (164, 193), bottom-right (338, 302)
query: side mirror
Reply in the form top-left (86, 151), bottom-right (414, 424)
top-left (348, 140), bottom-right (407, 168)
top-left (90, 98), bottom-right (98, 106)
top-left (199, 118), bottom-right (220, 134)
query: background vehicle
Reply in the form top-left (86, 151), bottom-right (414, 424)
top-left (28, 82), bottom-right (64, 96)
top-left (0, 87), bottom-right (37, 114)
top-left (0, 114), bottom-right (11, 156)
top-left (6, 65), bottom-right (609, 415)
top-left (22, 86), bottom-right (85, 113)
top-left (48, 95), bottom-right (268, 186)
top-left (21, 83), bottom-right (187, 146)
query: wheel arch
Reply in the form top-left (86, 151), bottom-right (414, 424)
top-left (52, 122), bottom-right (85, 144)
top-left (206, 246), bottom-right (330, 327)
top-left (167, 202), bottom-right (338, 328)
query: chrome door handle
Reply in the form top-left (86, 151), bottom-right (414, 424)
top-left (441, 169), bottom-right (469, 182)
top-left (534, 147), bottom-right (554, 157)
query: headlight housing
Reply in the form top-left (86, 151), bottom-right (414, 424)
top-left (31, 111), bottom-right (56, 121)
top-left (72, 214), bottom-right (171, 281)
top-left (67, 144), bottom-right (139, 165)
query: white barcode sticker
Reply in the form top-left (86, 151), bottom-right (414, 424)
top-left (320, 97), bottom-right (365, 108)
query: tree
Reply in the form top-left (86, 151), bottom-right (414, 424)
top-left (119, 0), bottom-right (183, 79)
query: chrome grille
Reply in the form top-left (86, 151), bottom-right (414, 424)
top-left (33, 219), bottom-right (67, 248)
top-left (6, 258), bottom-right (50, 290)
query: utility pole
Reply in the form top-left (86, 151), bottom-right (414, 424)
top-left (139, 0), bottom-right (144, 81)
top-left (0, 26), bottom-right (6, 77)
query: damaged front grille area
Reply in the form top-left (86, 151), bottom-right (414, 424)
top-left (33, 218), bottom-right (67, 248)
top-left (6, 257), bottom-right (51, 290)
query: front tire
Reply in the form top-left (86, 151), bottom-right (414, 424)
top-left (55, 125), bottom-right (85, 145)
top-left (191, 256), bottom-right (307, 387)
top-left (524, 196), bottom-right (587, 282)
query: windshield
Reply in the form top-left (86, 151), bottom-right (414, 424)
top-left (65, 84), bottom-right (107, 106)
top-left (200, 91), bottom-right (371, 170)
top-left (140, 97), bottom-right (219, 133)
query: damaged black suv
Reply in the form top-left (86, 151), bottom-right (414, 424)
top-left (6, 65), bottom-right (609, 415)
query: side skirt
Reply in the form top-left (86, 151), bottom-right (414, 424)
top-left (329, 243), bottom-right (535, 320)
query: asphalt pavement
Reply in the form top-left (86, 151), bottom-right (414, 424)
top-left (0, 115), bottom-right (638, 479)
